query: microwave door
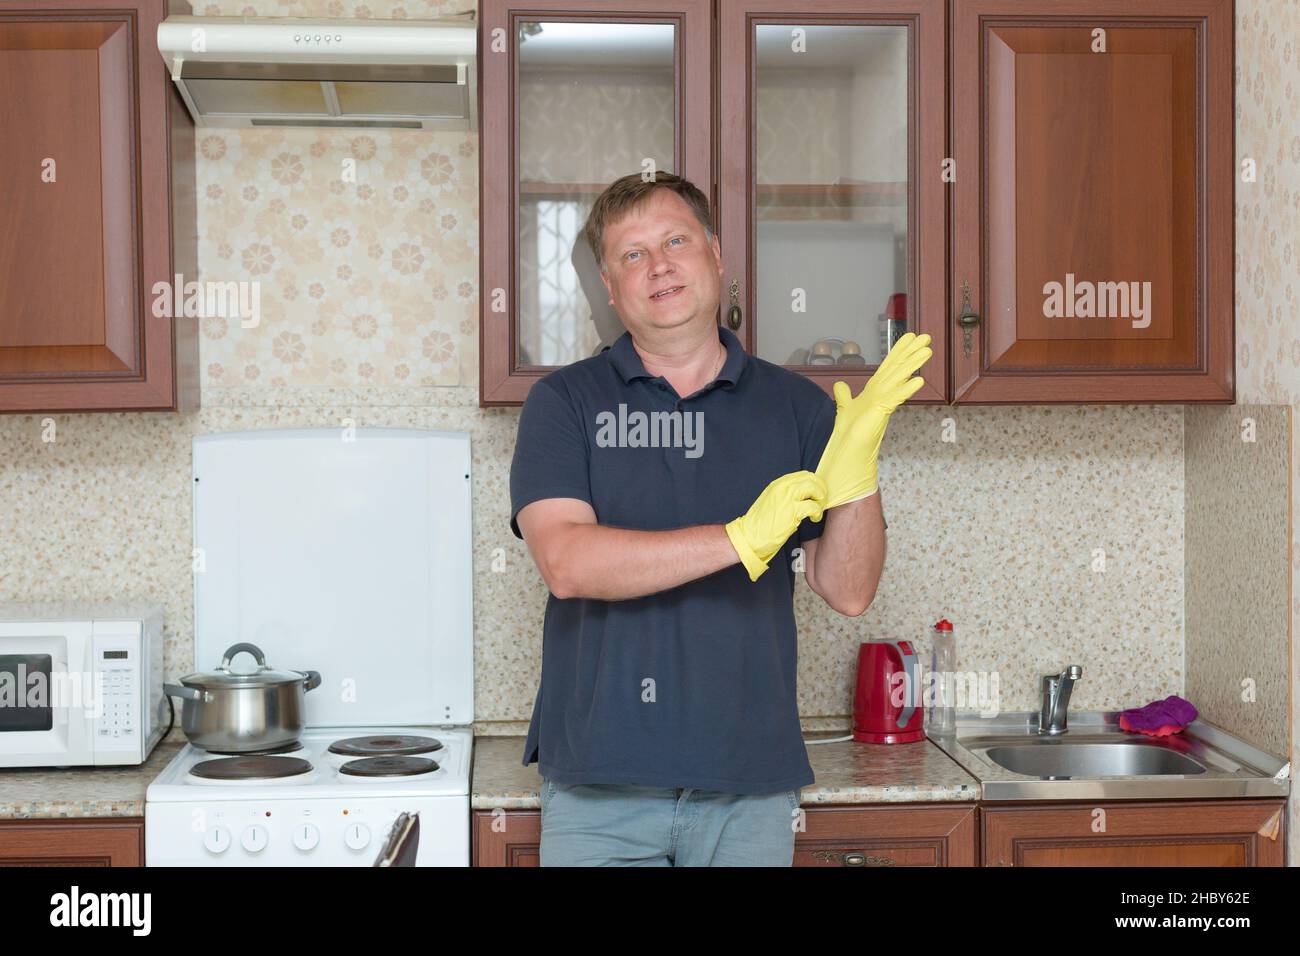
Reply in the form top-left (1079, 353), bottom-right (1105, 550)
top-left (0, 623), bottom-right (95, 767)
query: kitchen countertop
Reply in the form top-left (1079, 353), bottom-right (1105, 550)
top-left (471, 733), bottom-right (979, 810)
top-left (0, 739), bottom-right (186, 820)
top-left (0, 732), bottom-right (979, 820)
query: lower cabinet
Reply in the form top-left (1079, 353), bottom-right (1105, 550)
top-left (5, 801), bottom-right (1283, 867)
top-left (471, 803), bottom-right (978, 867)
top-left (793, 803), bottom-right (977, 867)
top-left (474, 809), bottom-right (544, 867)
top-left (0, 818), bottom-right (144, 866)
top-left (982, 800), bottom-right (1287, 867)
top-left (473, 798), bottom-right (1289, 867)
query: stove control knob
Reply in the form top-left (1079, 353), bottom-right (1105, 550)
top-left (202, 825), bottom-right (232, 854)
top-left (344, 822), bottom-right (371, 851)
top-left (292, 823), bottom-right (320, 851)
top-left (240, 825), bottom-right (269, 853)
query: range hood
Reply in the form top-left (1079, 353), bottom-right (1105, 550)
top-left (156, 15), bottom-right (477, 130)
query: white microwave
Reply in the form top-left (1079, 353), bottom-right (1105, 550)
top-left (0, 601), bottom-right (166, 767)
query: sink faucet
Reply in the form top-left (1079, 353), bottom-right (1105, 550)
top-left (1038, 665), bottom-right (1082, 734)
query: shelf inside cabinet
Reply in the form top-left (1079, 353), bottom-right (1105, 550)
top-left (519, 181), bottom-right (619, 197)
top-left (757, 181), bottom-right (907, 208)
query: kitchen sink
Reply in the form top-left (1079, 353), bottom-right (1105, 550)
top-left (928, 712), bottom-right (1290, 800)
top-left (977, 738), bottom-right (1206, 777)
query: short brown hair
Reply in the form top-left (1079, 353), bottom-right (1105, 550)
top-left (583, 171), bottom-right (714, 273)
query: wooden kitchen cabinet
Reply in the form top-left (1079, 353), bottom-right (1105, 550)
top-left (479, 0), bottom-right (946, 406)
top-left (473, 808), bottom-right (543, 866)
top-left (470, 802), bottom-right (977, 866)
top-left (481, 0), bottom-right (1234, 407)
top-left (479, 0), bottom-right (713, 404)
top-left (717, 0), bottom-right (947, 403)
top-left (791, 802), bottom-right (977, 866)
top-left (0, 818), bottom-right (145, 866)
top-left (949, 0), bottom-right (1234, 403)
top-left (982, 799), bottom-right (1286, 866)
top-left (0, 0), bottom-right (197, 413)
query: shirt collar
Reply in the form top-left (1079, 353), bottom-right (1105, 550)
top-left (606, 324), bottom-right (747, 389)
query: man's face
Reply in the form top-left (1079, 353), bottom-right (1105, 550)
top-left (598, 189), bottom-right (724, 339)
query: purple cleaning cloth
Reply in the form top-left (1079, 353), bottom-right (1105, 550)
top-left (1118, 695), bottom-right (1198, 736)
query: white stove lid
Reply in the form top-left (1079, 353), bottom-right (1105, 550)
top-left (191, 428), bottom-right (473, 728)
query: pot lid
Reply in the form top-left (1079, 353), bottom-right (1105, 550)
top-left (180, 642), bottom-right (310, 689)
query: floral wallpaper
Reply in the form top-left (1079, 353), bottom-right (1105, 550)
top-left (196, 128), bottom-right (478, 390)
top-left (1235, 1), bottom-right (1300, 406)
top-left (189, 0), bottom-right (478, 391)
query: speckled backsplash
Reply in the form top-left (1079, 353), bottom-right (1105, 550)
top-left (1184, 405), bottom-right (1291, 760)
top-left (0, 398), bottom-right (1187, 729)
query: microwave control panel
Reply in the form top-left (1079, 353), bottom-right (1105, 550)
top-left (92, 633), bottom-right (140, 758)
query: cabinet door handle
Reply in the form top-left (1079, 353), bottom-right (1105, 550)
top-left (958, 277), bottom-right (980, 358)
top-left (810, 849), bottom-right (897, 866)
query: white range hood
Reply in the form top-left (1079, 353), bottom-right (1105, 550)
top-left (156, 14), bottom-right (477, 130)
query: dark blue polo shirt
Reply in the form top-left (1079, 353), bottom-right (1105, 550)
top-left (510, 324), bottom-right (869, 795)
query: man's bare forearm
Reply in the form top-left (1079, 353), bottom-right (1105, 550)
top-left (814, 492), bottom-right (886, 615)
top-left (550, 522), bottom-right (740, 601)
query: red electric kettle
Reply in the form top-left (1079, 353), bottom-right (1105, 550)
top-left (853, 639), bottom-right (925, 743)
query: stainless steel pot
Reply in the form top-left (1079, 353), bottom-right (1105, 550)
top-left (164, 642), bottom-right (321, 752)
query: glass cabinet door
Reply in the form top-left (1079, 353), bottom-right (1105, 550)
top-left (754, 23), bottom-right (908, 368)
top-left (480, 1), bottom-right (712, 404)
top-left (516, 20), bottom-right (674, 368)
top-left (717, 1), bottom-right (945, 399)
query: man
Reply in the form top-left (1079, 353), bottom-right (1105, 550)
top-left (509, 172), bottom-right (931, 866)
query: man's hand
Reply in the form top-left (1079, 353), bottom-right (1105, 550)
top-left (815, 332), bottom-right (932, 508)
top-left (725, 470), bottom-right (828, 582)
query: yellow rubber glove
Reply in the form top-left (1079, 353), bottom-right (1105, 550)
top-left (815, 332), bottom-right (933, 508)
top-left (725, 470), bottom-right (828, 582)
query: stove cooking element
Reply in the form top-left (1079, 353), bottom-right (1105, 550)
top-left (205, 740), bottom-right (304, 756)
top-left (338, 755), bottom-right (439, 777)
top-left (190, 755), bottom-right (314, 780)
top-left (328, 735), bottom-right (443, 757)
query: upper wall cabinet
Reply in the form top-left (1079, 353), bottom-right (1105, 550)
top-left (0, 0), bottom-right (197, 413)
top-left (718, 0), bottom-right (947, 403)
top-left (479, 0), bottom-right (945, 406)
top-left (479, 0), bottom-right (1234, 406)
top-left (479, 0), bottom-right (712, 404)
top-left (950, 0), bottom-right (1234, 403)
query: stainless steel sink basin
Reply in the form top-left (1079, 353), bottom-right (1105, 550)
top-left (979, 738), bottom-right (1206, 777)
top-left (928, 712), bottom-right (1290, 800)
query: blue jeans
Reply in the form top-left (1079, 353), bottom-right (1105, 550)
top-left (538, 778), bottom-right (800, 866)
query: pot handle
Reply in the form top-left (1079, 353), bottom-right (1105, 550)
top-left (164, 682), bottom-right (207, 702)
top-left (221, 642), bottom-right (268, 671)
top-left (300, 670), bottom-right (322, 692)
